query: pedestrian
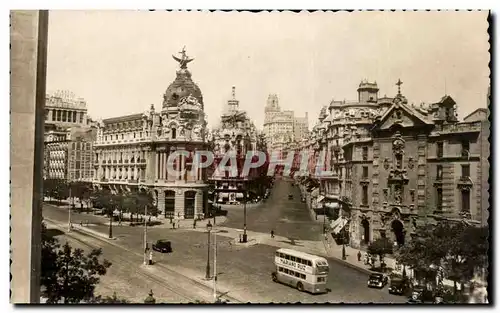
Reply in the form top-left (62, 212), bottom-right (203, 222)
top-left (172, 221), bottom-right (176, 229)
top-left (357, 250), bottom-right (362, 262)
top-left (149, 250), bottom-right (153, 265)
top-left (193, 219), bottom-right (197, 229)
top-left (271, 230), bottom-right (275, 238)
top-left (169, 216), bottom-right (173, 224)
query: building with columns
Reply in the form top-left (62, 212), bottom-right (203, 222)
top-left (299, 80), bottom-right (490, 250)
top-left (93, 49), bottom-right (209, 219)
top-left (209, 86), bottom-right (264, 204)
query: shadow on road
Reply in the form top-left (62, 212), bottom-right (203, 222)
top-left (44, 228), bottom-right (65, 238)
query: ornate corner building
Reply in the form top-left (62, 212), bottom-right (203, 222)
top-left (300, 80), bottom-right (490, 249)
top-left (209, 86), bottom-right (265, 204)
top-left (92, 49), bottom-right (209, 219)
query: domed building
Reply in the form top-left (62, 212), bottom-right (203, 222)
top-left (93, 48), bottom-right (210, 220)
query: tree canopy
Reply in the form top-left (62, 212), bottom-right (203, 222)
top-left (367, 236), bottom-right (393, 265)
top-left (41, 222), bottom-right (112, 303)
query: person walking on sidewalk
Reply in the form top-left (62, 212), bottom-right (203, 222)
top-left (149, 250), bottom-right (154, 265)
top-left (357, 250), bottom-right (362, 262)
top-left (271, 230), bottom-right (275, 238)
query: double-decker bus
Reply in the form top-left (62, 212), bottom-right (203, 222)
top-left (271, 248), bottom-right (329, 294)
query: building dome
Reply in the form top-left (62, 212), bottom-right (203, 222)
top-left (162, 48), bottom-right (203, 109)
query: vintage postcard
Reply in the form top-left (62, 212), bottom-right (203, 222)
top-left (10, 10), bottom-right (490, 304)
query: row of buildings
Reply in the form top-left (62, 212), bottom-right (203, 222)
top-left (43, 49), bottom-right (274, 219)
top-left (295, 80), bottom-right (490, 249)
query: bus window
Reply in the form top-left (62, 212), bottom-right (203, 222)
top-left (279, 253), bottom-right (284, 258)
top-left (290, 256), bottom-right (295, 262)
top-left (307, 260), bottom-right (312, 266)
top-left (278, 267), bottom-right (283, 272)
top-left (295, 272), bottom-right (300, 278)
top-left (296, 257), bottom-right (302, 264)
top-left (275, 252), bottom-right (280, 257)
top-left (284, 268), bottom-right (289, 274)
top-left (285, 254), bottom-right (290, 260)
top-left (317, 277), bottom-right (326, 283)
top-left (301, 274), bottom-right (306, 279)
top-left (302, 259), bottom-right (308, 265)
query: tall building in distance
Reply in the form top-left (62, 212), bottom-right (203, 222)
top-left (93, 48), bottom-right (209, 220)
top-left (263, 94), bottom-right (308, 153)
top-left (299, 80), bottom-right (490, 250)
top-left (43, 90), bottom-right (96, 181)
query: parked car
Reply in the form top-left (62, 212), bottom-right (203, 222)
top-left (152, 239), bottom-right (172, 253)
top-left (367, 273), bottom-right (388, 288)
top-left (288, 194), bottom-right (293, 200)
top-left (388, 277), bottom-right (411, 295)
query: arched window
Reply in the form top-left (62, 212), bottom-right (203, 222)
top-left (164, 190), bottom-right (175, 218)
top-left (184, 191), bottom-right (196, 219)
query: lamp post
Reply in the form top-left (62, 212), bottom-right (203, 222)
top-left (108, 212), bottom-right (113, 239)
top-left (205, 221), bottom-right (212, 279)
top-left (143, 204), bottom-right (148, 265)
top-left (213, 221), bottom-right (217, 302)
top-left (68, 182), bottom-right (72, 232)
top-left (242, 189), bottom-right (247, 243)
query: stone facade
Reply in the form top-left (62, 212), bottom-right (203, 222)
top-left (93, 49), bottom-right (209, 219)
top-left (299, 80), bottom-right (490, 249)
top-left (209, 86), bottom-right (263, 203)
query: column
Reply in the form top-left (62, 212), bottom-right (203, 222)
top-left (155, 151), bottom-right (159, 180)
top-left (160, 152), bottom-right (165, 180)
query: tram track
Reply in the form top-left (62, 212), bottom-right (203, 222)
top-left (45, 218), bottom-right (242, 303)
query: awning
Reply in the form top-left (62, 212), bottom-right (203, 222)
top-left (332, 217), bottom-right (348, 235)
top-left (317, 195), bottom-right (325, 203)
top-left (330, 217), bottom-right (342, 230)
top-left (235, 193), bottom-right (244, 198)
top-left (324, 202), bottom-right (339, 209)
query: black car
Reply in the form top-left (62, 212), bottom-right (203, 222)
top-left (152, 239), bottom-right (172, 253)
top-left (288, 194), bottom-right (293, 200)
top-left (367, 273), bottom-right (388, 288)
top-left (406, 285), bottom-right (435, 303)
top-left (388, 277), bottom-right (411, 295)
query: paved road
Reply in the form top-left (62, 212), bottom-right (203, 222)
top-left (44, 205), bottom-right (405, 303)
top-left (223, 179), bottom-right (323, 241)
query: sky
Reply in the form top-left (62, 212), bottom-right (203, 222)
top-left (46, 10), bottom-right (490, 129)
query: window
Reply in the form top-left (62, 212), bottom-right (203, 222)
top-left (283, 268), bottom-right (289, 274)
top-left (295, 272), bottom-right (300, 278)
top-left (279, 253), bottom-right (284, 258)
top-left (121, 134), bottom-right (124, 139)
top-left (317, 277), bottom-right (326, 283)
top-left (461, 189), bottom-right (470, 213)
top-left (461, 141), bottom-right (470, 157)
top-left (307, 260), bottom-right (312, 266)
top-left (437, 142), bottom-right (444, 158)
top-left (362, 166), bottom-right (368, 178)
top-left (300, 274), bottom-right (306, 279)
top-left (134, 132), bottom-right (136, 139)
top-left (436, 165), bottom-right (443, 180)
top-left (461, 165), bottom-right (470, 178)
top-left (436, 188), bottom-right (443, 211)
top-left (362, 185), bottom-right (368, 205)
top-left (278, 267), bottom-right (283, 272)
top-left (172, 128), bottom-right (177, 139)
top-left (290, 256), bottom-right (296, 262)
top-left (275, 252), bottom-right (280, 257)
top-left (115, 134), bottom-right (118, 140)
top-left (362, 147), bottom-right (368, 161)
top-left (285, 254), bottom-right (290, 260)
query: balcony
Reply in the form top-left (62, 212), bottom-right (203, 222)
top-left (457, 176), bottom-right (473, 189)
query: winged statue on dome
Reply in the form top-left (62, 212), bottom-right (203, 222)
top-left (172, 46), bottom-right (194, 69)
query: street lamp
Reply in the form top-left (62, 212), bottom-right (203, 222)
top-left (205, 221), bottom-right (212, 280)
top-left (242, 189), bottom-right (247, 243)
top-left (108, 212), bottom-right (113, 239)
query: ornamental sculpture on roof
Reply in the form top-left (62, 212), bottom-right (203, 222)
top-left (172, 46), bottom-right (194, 69)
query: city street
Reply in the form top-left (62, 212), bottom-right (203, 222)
top-left (43, 200), bottom-right (405, 303)
top-left (223, 179), bottom-right (323, 241)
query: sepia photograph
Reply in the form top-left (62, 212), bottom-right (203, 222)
top-left (10, 8), bottom-right (490, 305)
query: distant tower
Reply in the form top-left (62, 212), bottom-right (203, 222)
top-left (227, 86), bottom-right (239, 112)
top-left (265, 94), bottom-right (280, 112)
top-left (357, 80), bottom-right (379, 103)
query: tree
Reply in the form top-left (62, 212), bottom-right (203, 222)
top-left (367, 236), bottom-right (393, 268)
top-left (41, 222), bottom-right (112, 303)
top-left (396, 221), bottom-right (489, 300)
top-left (43, 179), bottom-right (70, 203)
